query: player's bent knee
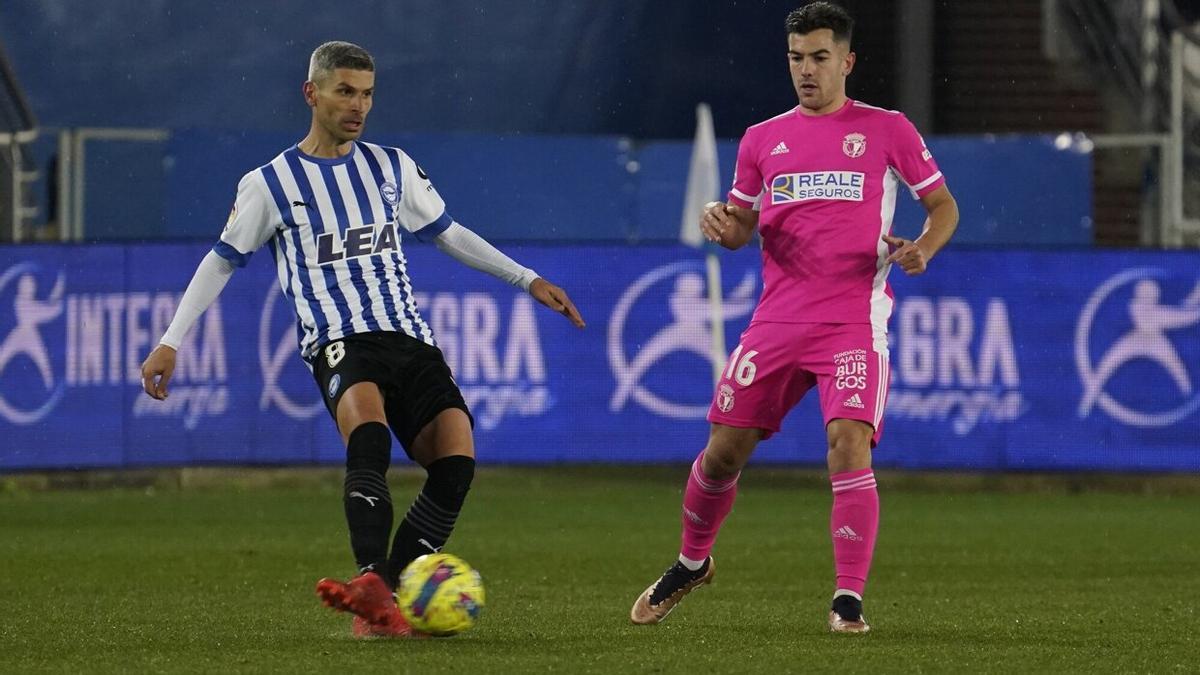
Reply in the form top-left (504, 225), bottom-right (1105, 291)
top-left (826, 420), bottom-right (872, 449)
top-left (826, 420), bottom-right (873, 464)
top-left (346, 421), bottom-right (393, 471)
top-left (702, 424), bottom-right (760, 477)
top-left (827, 432), bottom-right (869, 455)
top-left (701, 447), bottom-right (745, 480)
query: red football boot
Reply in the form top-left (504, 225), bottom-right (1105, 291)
top-left (315, 571), bottom-right (397, 626)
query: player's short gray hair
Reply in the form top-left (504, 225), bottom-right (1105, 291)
top-left (308, 41), bottom-right (374, 83)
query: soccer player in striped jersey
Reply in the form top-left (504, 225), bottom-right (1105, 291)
top-left (140, 41), bottom-right (584, 638)
top-left (629, 2), bottom-right (958, 633)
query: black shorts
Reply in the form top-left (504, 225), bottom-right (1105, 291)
top-left (310, 331), bottom-right (472, 457)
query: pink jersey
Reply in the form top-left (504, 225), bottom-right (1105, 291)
top-left (728, 99), bottom-right (945, 331)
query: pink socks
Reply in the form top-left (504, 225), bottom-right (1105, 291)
top-left (676, 454), bottom-right (879, 598)
top-left (679, 452), bottom-right (740, 564)
top-left (829, 468), bottom-right (879, 596)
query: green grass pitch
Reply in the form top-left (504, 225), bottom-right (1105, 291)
top-left (1, 467), bottom-right (1196, 673)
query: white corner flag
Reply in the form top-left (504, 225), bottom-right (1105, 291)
top-left (680, 103), bottom-right (727, 385)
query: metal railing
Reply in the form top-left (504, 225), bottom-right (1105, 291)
top-left (54, 127), bottom-right (170, 242)
top-left (0, 131), bottom-right (39, 242)
top-left (1052, 0), bottom-right (1200, 247)
top-left (1162, 2), bottom-right (1200, 245)
top-left (0, 36), bottom-right (38, 243)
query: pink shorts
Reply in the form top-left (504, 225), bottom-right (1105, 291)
top-left (707, 321), bottom-right (890, 445)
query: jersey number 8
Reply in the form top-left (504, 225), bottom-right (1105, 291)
top-left (325, 341), bottom-right (346, 369)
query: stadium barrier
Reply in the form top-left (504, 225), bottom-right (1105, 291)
top-left (1, 243), bottom-right (1198, 472)
top-left (60, 130), bottom-right (1095, 245)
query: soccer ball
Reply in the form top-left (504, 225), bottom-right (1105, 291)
top-left (397, 553), bottom-right (485, 636)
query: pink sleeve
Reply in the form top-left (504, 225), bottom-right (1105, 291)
top-left (890, 114), bottom-right (944, 198)
top-left (727, 129), bottom-right (763, 209)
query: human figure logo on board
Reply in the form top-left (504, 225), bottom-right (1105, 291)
top-left (609, 262), bottom-right (756, 419)
top-left (0, 264), bottom-right (66, 424)
top-left (1076, 269), bottom-right (1200, 428)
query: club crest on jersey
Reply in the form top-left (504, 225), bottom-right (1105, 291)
top-left (380, 181), bottom-right (400, 205)
top-left (842, 132), bottom-right (867, 158)
top-left (317, 222), bottom-right (400, 265)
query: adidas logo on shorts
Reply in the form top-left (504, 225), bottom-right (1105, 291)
top-left (843, 393), bottom-right (865, 409)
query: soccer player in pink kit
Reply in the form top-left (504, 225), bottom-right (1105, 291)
top-left (630, 2), bottom-right (958, 633)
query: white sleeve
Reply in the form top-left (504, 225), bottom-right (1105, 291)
top-left (213, 170), bottom-right (279, 267)
top-left (434, 222), bottom-right (539, 291)
top-left (159, 251), bottom-right (237, 349)
top-left (394, 150), bottom-right (453, 242)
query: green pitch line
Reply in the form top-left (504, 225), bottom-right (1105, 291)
top-left (1, 467), bottom-right (1195, 673)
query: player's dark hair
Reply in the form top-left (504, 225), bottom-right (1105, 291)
top-left (308, 41), bottom-right (375, 82)
top-left (786, 2), bottom-right (854, 44)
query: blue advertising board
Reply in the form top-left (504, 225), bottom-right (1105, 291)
top-left (1, 242), bottom-right (1197, 472)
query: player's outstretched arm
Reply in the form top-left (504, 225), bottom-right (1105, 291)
top-left (883, 185), bottom-right (958, 276)
top-left (141, 345), bottom-right (177, 401)
top-left (700, 201), bottom-right (759, 250)
top-left (528, 278), bottom-right (585, 328)
top-left (433, 223), bottom-right (584, 327)
top-left (140, 251), bottom-right (237, 400)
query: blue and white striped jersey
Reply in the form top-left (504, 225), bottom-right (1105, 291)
top-left (213, 141), bottom-right (449, 359)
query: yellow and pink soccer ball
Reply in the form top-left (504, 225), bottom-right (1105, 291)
top-left (396, 553), bottom-right (485, 636)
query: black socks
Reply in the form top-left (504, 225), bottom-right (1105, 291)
top-left (341, 422), bottom-right (475, 588)
top-left (386, 454), bottom-right (475, 587)
top-left (342, 422), bottom-right (394, 572)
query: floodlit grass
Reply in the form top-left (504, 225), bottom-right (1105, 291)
top-left (1, 467), bottom-right (1196, 673)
